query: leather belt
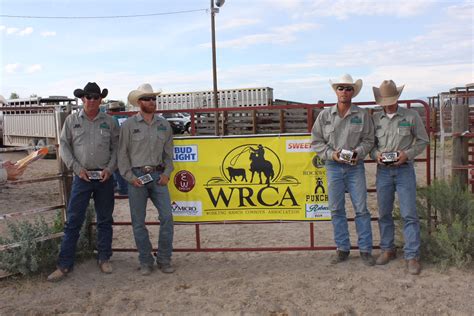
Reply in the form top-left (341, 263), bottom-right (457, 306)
top-left (135, 165), bottom-right (164, 173)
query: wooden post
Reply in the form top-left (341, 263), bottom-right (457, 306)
top-left (279, 109), bottom-right (285, 133)
top-left (452, 101), bottom-right (469, 188)
top-left (252, 110), bottom-right (257, 134)
top-left (55, 108), bottom-right (72, 222)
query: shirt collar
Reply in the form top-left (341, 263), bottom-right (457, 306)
top-left (135, 112), bottom-right (158, 124)
top-left (381, 105), bottom-right (405, 119)
top-left (331, 103), bottom-right (358, 116)
top-left (79, 109), bottom-right (103, 121)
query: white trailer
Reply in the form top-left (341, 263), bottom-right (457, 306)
top-left (146, 87), bottom-right (274, 110)
top-left (0, 96), bottom-right (76, 150)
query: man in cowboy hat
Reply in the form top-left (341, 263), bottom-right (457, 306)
top-left (107, 101), bottom-right (129, 196)
top-left (48, 82), bottom-right (119, 281)
top-left (370, 80), bottom-right (429, 275)
top-left (311, 74), bottom-right (375, 266)
top-left (118, 83), bottom-right (175, 276)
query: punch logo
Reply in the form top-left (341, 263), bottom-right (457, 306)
top-left (173, 145), bottom-right (198, 162)
top-left (171, 201), bottom-right (202, 216)
top-left (286, 139), bottom-right (312, 152)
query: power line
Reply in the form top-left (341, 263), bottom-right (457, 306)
top-left (0, 8), bottom-right (208, 19)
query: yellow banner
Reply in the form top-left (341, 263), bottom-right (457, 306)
top-left (169, 134), bottom-right (329, 222)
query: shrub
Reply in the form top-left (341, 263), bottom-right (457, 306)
top-left (0, 203), bottom-right (96, 276)
top-left (417, 180), bottom-right (474, 269)
top-left (0, 216), bottom-right (60, 276)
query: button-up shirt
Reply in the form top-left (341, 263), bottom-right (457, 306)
top-left (370, 106), bottom-right (429, 160)
top-left (118, 113), bottom-right (174, 182)
top-left (60, 110), bottom-right (119, 175)
top-left (311, 104), bottom-right (374, 161)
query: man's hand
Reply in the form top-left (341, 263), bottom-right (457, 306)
top-left (332, 150), bottom-right (342, 163)
top-left (131, 178), bottom-right (143, 188)
top-left (100, 169), bottom-right (112, 182)
top-left (3, 161), bottom-right (26, 181)
top-left (376, 152), bottom-right (385, 165)
top-left (79, 169), bottom-right (91, 182)
top-left (350, 151), bottom-right (358, 165)
top-left (157, 174), bottom-right (169, 186)
top-left (394, 150), bottom-right (408, 166)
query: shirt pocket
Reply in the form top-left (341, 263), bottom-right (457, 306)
top-left (131, 131), bottom-right (145, 142)
top-left (397, 126), bottom-right (412, 142)
top-left (348, 123), bottom-right (364, 145)
top-left (72, 128), bottom-right (86, 146)
top-left (323, 125), bottom-right (335, 142)
top-left (99, 129), bottom-right (111, 148)
top-left (152, 130), bottom-right (166, 151)
top-left (375, 128), bottom-right (386, 143)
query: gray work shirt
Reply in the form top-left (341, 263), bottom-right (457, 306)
top-left (311, 104), bottom-right (374, 161)
top-left (60, 110), bottom-right (119, 175)
top-left (118, 113), bottom-right (174, 182)
top-left (370, 106), bottom-right (429, 160)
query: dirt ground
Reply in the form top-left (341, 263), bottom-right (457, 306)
top-left (1, 150), bottom-right (473, 315)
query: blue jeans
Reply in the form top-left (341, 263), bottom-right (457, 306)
top-left (113, 170), bottom-right (128, 195)
top-left (58, 176), bottom-right (114, 269)
top-left (128, 169), bottom-right (174, 266)
top-left (376, 162), bottom-right (420, 259)
top-left (325, 160), bottom-right (373, 252)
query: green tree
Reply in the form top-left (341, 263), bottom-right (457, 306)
top-left (9, 92), bottom-right (19, 99)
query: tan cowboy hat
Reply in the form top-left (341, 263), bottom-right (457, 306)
top-left (373, 80), bottom-right (405, 106)
top-left (128, 83), bottom-right (162, 107)
top-left (329, 74), bottom-right (363, 98)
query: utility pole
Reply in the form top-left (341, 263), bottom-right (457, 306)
top-left (211, 0), bottom-right (218, 111)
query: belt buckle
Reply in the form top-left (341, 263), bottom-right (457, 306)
top-left (143, 166), bottom-right (153, 173)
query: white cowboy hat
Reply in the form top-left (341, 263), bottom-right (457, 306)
top-left (329, 74), bottom-right (363, 98)
top-left (0, 95), bottom-right (8, 106)
top-left (128, 83), bottom-right (162, 107)
top-left (372, 80), bottom-right (405, 106)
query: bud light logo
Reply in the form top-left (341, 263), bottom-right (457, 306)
top-left (173, 145), bottom-right (198, 162)
top-left (171, 201), bottom-right (202, 216)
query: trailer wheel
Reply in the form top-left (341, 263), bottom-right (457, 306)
top-left (37, 139), bottom-right (56, 159)
top-left (27, 139), bottom-right (38, 155)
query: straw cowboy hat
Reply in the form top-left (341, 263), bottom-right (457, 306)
top-left (73, 82), bottom-right (108, 98)
top-left (372, 80), bottom-right (405, 106)
top-left (128, 83), bottom-right (162, 107)
top-left (329, 74), bottom-right (363, 98)
top-left (0, 95), bottom-right (8, 106)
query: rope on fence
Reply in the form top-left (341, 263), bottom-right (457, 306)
top-left (0, 232), bottom-right (64, 251)
top-left (0, 204), bottom-right (65, 221)
top-left (0, 144), bottom-right (57, 153)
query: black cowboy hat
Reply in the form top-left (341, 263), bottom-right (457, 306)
top-left (73, 82), bottom-right (108, 98)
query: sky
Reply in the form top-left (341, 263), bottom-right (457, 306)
top-left (0, 0), bottom-right (473, 105)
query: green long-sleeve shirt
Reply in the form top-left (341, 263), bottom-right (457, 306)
top-left (118, 113), bottom-right (174, 182)
top-left (59, 110), bottom-right (119, 175)
top-left (370, 106), bottom-right (429, 160)
top-left (311, 104), bottom-right (374, 161)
